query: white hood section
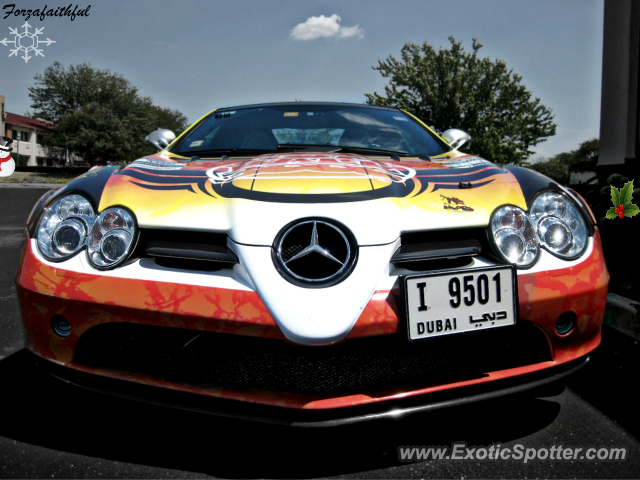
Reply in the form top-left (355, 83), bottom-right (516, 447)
top-left (230, 239), bottom-right (399, 345)
top-left (226, 198), bottom-right (403, 246)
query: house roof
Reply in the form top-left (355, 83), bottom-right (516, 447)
top-left (5, 113), bottom-right (53, 132)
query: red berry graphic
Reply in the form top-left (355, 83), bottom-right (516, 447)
top-left (620, 204), bottom-right (625, 211)
top-left (619, 212), bottom-right (625, 219)
top-left (615, 206), bottom-right (620, 214)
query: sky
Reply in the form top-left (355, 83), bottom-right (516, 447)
top-left (0, 0), bottom-right (604, 160)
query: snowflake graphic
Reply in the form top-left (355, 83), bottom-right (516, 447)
top-left (1, 21), bottom-right (56, 63)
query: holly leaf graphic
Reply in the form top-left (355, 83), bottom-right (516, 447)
top-left (605, 207), bottom-right (618, 219)
top-left (619, 180), bottom-right (634, 206)
top-left (623, 202), bottom-right (639, 218)
top-left (611, 185), bottom-right (620, 207)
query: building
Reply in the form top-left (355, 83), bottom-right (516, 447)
top-left (0, 94), bottom-right (72, 166)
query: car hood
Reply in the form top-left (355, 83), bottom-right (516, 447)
top-left (96, 151), bottom-right (528, 246)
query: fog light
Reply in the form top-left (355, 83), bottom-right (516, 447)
top-left (51, 315), bottom-right (71, 338)
top-left (556, 311), bottom-right (576, 335)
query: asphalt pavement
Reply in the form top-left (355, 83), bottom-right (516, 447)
top-left (0, 185), bottom-right (639, 479)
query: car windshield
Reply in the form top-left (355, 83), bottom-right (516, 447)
top-left (170, 104), bottom-right (450, 157)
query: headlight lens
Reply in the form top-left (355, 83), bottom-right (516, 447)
top-left (87, 207), bottom-right (137, 269)
top-left (530, 192), bottom-right (587, 259)
top-left (490, 206), bottom-right (539, 267)
top-left (37, 194), bottom-right (95, 260)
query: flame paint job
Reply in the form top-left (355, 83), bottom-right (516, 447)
top-left (95, 152), bottom-right (527, 232)
top-left (16, 227), bottom-right (608, 410)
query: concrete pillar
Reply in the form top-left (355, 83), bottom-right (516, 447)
top-left (599, 0), bottom-right (640, 178)
top-left (0, 94), bottom-right (5, 138)
top-left (29, 129), bottom-right (37, 165)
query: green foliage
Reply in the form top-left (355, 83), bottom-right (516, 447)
top-left (571, 138), bottom-right (599, 172)
top-left (148, 105), bottom-right (189, 135)
top-left (549, 138), bottom-right (598, 172)
top-left (524, 138), bottom-right (599, 186)
top-left (526, 161), bottom-right (569, 184)
top-left (29, 62), bottom-right (188, 162)
top-left (365, 37), bottom-right (557, 165)
top-left (607, 173), bottom-right (627, 186)
top-left (606, 179), bottom-right (638, 220)
top-left (605, 207), bottom-right (618, 219)
top-left (624, 203), bottom-right (639, 218)
top-left (619, 180), bottom-right (634, 206)
top-left (611, 184), bottom-right (620, 207)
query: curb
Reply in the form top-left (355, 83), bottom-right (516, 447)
top-left (604, 293), bottom-right (640, 340)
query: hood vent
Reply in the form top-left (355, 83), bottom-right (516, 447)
top-left (392, 228), bottom-right (485, 266)
top-left (142, 229), bottom-right (238, 269)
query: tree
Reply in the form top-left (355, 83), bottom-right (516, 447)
top-left (148, 105), bottom-right (189, 135)
top-left (29, 62), bottom-right (188, 163)
top-left (524, 138), bottom-right (598, 184)
top-left (567, 138), bottom-right (598, 172)
top-left (365, 37), bottom-right (557, 165)
top-left (526, 161), bottom-right (569, 184)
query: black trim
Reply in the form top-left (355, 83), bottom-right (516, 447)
top-left (502, 165), bottom-right (557, 208)
top-left (503, 165), bottom-right (595, 235)
top-left (142, 229), bottom-right (238, 265)
top-left (554, 185), bottom-right (596, 235)
top-left (32, 351), bottom-right (591, 427)
top-left (391, 238), bottom-right (481, 263)
top-left (26, 188), bottom-right (57, 235)
top-left (146, 244), bottom-right (238, 264)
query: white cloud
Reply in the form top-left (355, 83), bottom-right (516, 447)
top-left (290, 14), bottom-right (364, 41)
top-left (337, 24), bottom-right (364, 39)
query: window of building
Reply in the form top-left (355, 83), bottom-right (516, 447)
top-left (14, 130), bottom-right (29, 141)
top-left (37, 134), bottom-right (44, 144)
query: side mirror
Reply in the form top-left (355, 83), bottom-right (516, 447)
top-left (442, 129), bottom-right (472, 150)
top-left (146, 128), bottom-right (176, 151)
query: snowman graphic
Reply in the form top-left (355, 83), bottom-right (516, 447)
top-left (0, 137), bottom-right (16, 177)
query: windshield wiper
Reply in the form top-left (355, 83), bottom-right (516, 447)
top-left (277, 144), bottom-right (409, 156)
top-left (181, 148), bottom-right (276, 157)
top-left (277, 144), bottom-right (342, 152)
top-left (334, 146), bottom-right (409, 156)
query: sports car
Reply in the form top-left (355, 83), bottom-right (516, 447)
top-left (16, 102), bottom-right (609, 426)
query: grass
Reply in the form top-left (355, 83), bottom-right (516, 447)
top-left (0, 171), bottom-right (81, 184)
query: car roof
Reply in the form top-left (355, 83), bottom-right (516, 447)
top-left (214, 102), bottom-right (401, 113)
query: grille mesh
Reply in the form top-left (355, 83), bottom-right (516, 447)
top-left (74, 322), bottom-right (551, 394)
top-left (281, 244), bottom-right (304, 263)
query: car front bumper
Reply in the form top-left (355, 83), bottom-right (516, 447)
top-left (16, 228), bottom-right (609, 414)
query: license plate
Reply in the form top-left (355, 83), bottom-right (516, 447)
top-left (403, 266), bottom-right (517, 341)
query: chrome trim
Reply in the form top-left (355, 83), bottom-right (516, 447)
top-left (277, 220), bottom-right (351, 283)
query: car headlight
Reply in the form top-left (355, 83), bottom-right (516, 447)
top-left (87, 207), bottom-right (138, 269)
top-left (490, 205), bottom-right (539, 267)
top-left (530, 192), bottom-right (588, 259)
top-left (37, 194), bottom-right (95, 261)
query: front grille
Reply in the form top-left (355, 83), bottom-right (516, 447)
top-left (140, 229), bottom-right (238, 269)
top-left (74, 322), bottom-right (551, 394)
top-left (392, 228), bottom-right (487, 264)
